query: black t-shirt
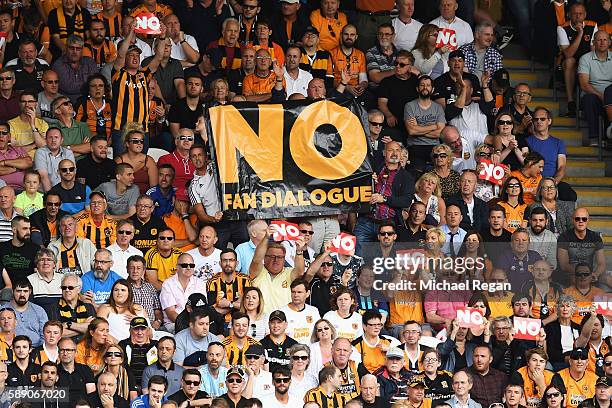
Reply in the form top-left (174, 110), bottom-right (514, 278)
top-left (260, 334), bottom-right (298, 372)
top-left (6, 361), bottom-right (41, 387)
top-left (220, 393), bottom-right (249, 408)
top-left (557, 228), bottom-right (604, 271)
top-left (11, 60), bottom-right (49, 92)
top-left (358, 396), bottom-right (391, 408)
top-left (76, 154), bottom-right (116, 190)
top-left (129, 214), bottom-right (167, 253)
top-left (118, 340), bottom-right (158, 386)
top-left (377, 74), bottom-right (419, 126)
top-left (86, 392), bottom-right (129, 408)
top-left (183, 66), bottom-right (222, 91)
top-left (167, 98), bottom-right (204, 129)
top-left (432, 71), bottom-right (482, 105)
top-left (0, 240), bottom-right (39, 286)
top-left (227, 69), bottom-right (247, 95)
top-left (4, 34), bottom-right (43, 65)
top-left (169, 389), bottom-right (210, 405)
top-left (499, 134), bottom-right (529, 171)
top-left (48, 182), bottom-right (89, 213)
top-left (57, 363), bottom-right (96, 403)
top-left (480, 227), bottom-right (512, 265)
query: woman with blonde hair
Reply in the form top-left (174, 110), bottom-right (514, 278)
top-left (97, 344), bottom-right (137, 402)
top-left (544, 294), bottom-right (580, 370)
top-left (413, 172), bottom-right (446, 227)
top-left (421, 228), bottom-right (448, 280)
top-left (428, 144), bottom-right (460, 199)
top-left (114, 123), bottom-right (158, 194)
top-left (412, 24), bottom-right (448, 77)
top-left (238, 286), bottom-right (268, 340)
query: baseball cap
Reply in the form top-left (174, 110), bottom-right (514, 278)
top-left (245, 344), bottom-right (266, 358)
top-left (409, 376), bottom-right (426, 388)
top-left (227, 366), bottom-right (248, 382)
top-left (269, 310), bottom-right (287, 322)
top-left (281, 0), bottom-right (299, 3)
top-left (595, 376), bottom-right (609, 387)
top-left (448, 50), bottom-right (465, 60)
top-left (386, 347), bottom-right (404, 359)
top-left (130, 316), bottom-right (148, 329)
top-left (493, 68), bottom-right (510, 89)
top-left (127, 44), bottom-right (142, 54)
top-left (89, 191), bottom-right (107, 201)
top-left (303, 25), bottom-right (319, 36)
top-left (183, 351), bottom-right (207, 367)
top-left (569, 347), bottom-right (588, 360)
top-left (187, 293), bottom-right (208, 309)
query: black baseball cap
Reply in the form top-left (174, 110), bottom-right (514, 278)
top-left (448, 50), bottom-right (465, 60)
top-left (130, 316), bottom-right (148, 329)
top-left (269, 310), bottom-right (287, 322)
top-left (493, 68), bottom-right (510, 89)
top-left (245, 344), bottom-right (266, 357)
top-left (187, 293), bottom-right (208, 309)
top-left (569, 347), bottom-right (588, 360)
top-left (303, 25), bottom-right (319, 36)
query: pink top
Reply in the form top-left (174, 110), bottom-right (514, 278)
top-left (424, 289), bottom-right (472, 330)
top-left (0, 145), bottom-right (27, 189)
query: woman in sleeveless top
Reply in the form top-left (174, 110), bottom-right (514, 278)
top-left (114, 125), bottom-right (158, 194)
top-left (97, 279), bottom-right (148, 342)
top-left (413, 172), bottom-right (446, 227)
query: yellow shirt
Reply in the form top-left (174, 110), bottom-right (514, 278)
top-left (145, 247), bottom-right (182, 283)
top-left (563, 286), bottom-right (606, 324)
top-left (8, 117), bottom-right (49, 158)
top-left (485, 291), bottom-right (515, 318)
top-left (250, 267), bottom-right (293, 315)
top-left (554, 368), bottom-right (597, 408)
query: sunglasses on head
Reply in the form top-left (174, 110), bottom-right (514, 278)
top-left (60, 167), bottom-right (75, 173)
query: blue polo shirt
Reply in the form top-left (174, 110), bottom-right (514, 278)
top-left (146, 185), bottom-right (175, 217)
top-left (234, 240), bottom-right (256, 274)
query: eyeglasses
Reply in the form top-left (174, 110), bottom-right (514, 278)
top-left (300, 230), bottom-right (315, 235)
top-left (378, 32), bottom-right (393, 37)
top-left (274, 377), bottom-right (291, 383)
top-left (44, 80), bottom-right (59, 84)
top-left (60, 167), bottom-right (75, 173)
top-left (265, 255), bottom-right (284, 261)
top-left (90, 201), bottom-right (106, 207)
top-left (179, 135), bottom-right (194, 141)
top-left (59, 101), bottom-right (72, 108)
top-left (423, 358), bottom-right (438, 363)
top-left (0, 131), bottom-right (9, 136)
top-left (0, 76), bottom-right (13, 81)
top-left (574, 217), bottom-right (588, 222)
top-left (129, 139), bottom-right (144, 144)
top-left (227, 378), bottom-right (243, 384)
top-left (321, 262), bottom-right (333, 267)
top-left (498, 120), bottom-right (513, 126)
top-left (604, 361), bottom-right (612, 366)
top-left (546, 392), bottom-right (561, 399)
top-left (159, 236), bottom-right (174, 241)
top-left (38, 257), bottom-right (54, 263)
top-left (543, 186), bottom-right (556, 191)
top-left (378, 232), bottom-right (395, 236)
top-left (317, 326), bottom-right (330, 332)
top-left (394, 62), bottom-right (409, 68)
top-left (242, 4), bottom-right (257, 9)
top-left (94, 259), bottom-right (112, 264)
top-left (507, 183), bottom-right (520, 188)
top-left (291, 355), bottom-right (309, 361)
top-left (118, 230), bottom-right (133, 235)
top-left (433, 153), bottom-right (448, 159)
top-left (105, 351), bottom-right (122, 358)
top-left (179, 263), bottom-right (195, 268)
top-left (46, 202), bottom-right (60, 207)
top-left (369, 121), bottom-right (384, 126)
top-left (515, 91), bottom-right (531, 96)
top-left (61, 285), bottom-right (76, 290)
top-left (184, 380), bottom-right (200, 386)
top-left (533, 117), bottom-right (548, 122)
top-left (136, 204), bottom-right (153, 209)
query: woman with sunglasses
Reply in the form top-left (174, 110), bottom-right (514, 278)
top-left (239, 287), bottom-right (268, 341)
top-left (511, 152), bottom-right (545, 205)
top-left (456, 231), bottom-right (492, 282)
top-left (540, 385), bottom-right (565, 408)
top-left (428, 144), bottom-right (460, 200)
top-left (474, 144), bottom-right (504, 202)
top-left (287, 344), bottom-right (318, 400)
top-left (412, 24), bottom-right (449, 77)
top-left (492, 112), bottom-right (529, 171)
top-left (419, 349), bottom-right (453, 406)
top-left (307, 318), bottom-right (337, 375)
top-left (76, 317), bottom-right (112, 376)
top-left (96, 344), bottom-right (137, 402)
top-left (322, 287), bottom-right (363, 342)
top-left (525, 177), bottom-right (574, 236)
top-left (97, 279), bottom-right (148, 342)
top-left (413, 172), bottom-right (446, 227)
top-left (498, 176), bottom-right (527, 233)
top-left (544, 294), bottom-right (581, 371)
top-left (115, 124), bottom-right (158, 194)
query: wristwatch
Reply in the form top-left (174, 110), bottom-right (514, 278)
top-left (180, 39), bottom-right (187, 44)
top-left (67, 321), bottom-right (72, 329)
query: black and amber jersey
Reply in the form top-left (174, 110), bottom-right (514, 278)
top-left (511, 366), bottom-right (555, 408)
top-left (299, 48), bottom-right (332, 81)
top-left (83, 39), bottom-right (117, 69)
top-left (207, 39), bottom-right (242, 72)
top-left (57, 241), bottom-right (84, 275)
top-left (559, 20), bottom-right (597, 61)
top-left (76, 212), bottom-right (116, 249)
top-left (111, 67), bottom-right (152, 132)
top-left (207, 273), bottom-right (252, 321)
top-left (129, 214), bottom-right (167, 253)
top-left (304, 386), bottom-right (349, 408)
top-left (222, 336), bottom-right (260, 367)
top-left (324, 360), bottom-right (361, 400)
top-left (93, 11), bottom-right (122, 40)
top-left (75, 97), bottom-right (112, 139)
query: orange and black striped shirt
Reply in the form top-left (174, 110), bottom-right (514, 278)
top-left (207, 273), bottom-right (252, 322)
top-left (75, 97), bottom-right (112, 139)
top-left (57, 241), bottom-right (83, 275)
top-left (83, 39), bottom-right (117, 69)
top-left (207, 39), bottom-right (242, 72)
top-left (304, 386), bottom-right (348, 408)
top-left (222, 336), bottom-right (260, 367)
top-left (75, 212), bottom-right (116, 249)
top-left (111, 67), bottom-right (152, 132)
top-left (93, 11), bottom-right (122, 40)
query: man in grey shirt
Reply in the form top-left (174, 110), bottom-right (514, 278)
top-left (95, 162), bottom-right (139, 218)
top-left (404, 74), bottom-right (446, 171)
top-left (141, 336), bottom-right (184, 395)
top-left (173, 309), bottom-right (221, 366)
top-left (34, 127), bottom-right (75, 191)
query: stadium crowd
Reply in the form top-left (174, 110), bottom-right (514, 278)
top-left (0, 0), bottom-right (608, 407)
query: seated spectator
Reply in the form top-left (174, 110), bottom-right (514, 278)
top-left (174, 309), bottom-right (221, 366)
top-left (511, 152), bottom-right (545, 205)
top-left (412, 24), bottom-right (448, 78)
top-left (444, 370), bottom-right (482, 408)
top-left (441, 125), bottom-right (477, 173)
top-left (526, 177), bottom-right (574, 236)
top-left (304, 365), bottom-right (345, 405)
top-left (8, 90), bottom-right (49, 158)
top-left (459, 22), bottom-right (503, 82)
top-left (283, 46), bottom-right (312, 99)
top-left (396, 200), bottom-right (428, 242)
top-left (45, 273), bottom-right (96, 340)
top-left (141, 336), bottom-right (184, 395)
top-left (309, 0), bottom-right (347, 51)
top-left (37, 70), bottom-right (63, 124)
top-left (86, 371), bottom-right (129, 408)
top-left (144, 227), bottom-right (183, 291)
top-left (501, 83), bottom-right (534, 137)
top-left (163, 14), bottom-right (200, 67)
top-left (322, 287), bottom-right (363, 342)
top-left (97, 279), bottom-right (147, 341)
top-left (479, 205), bottom-right (512, 266)
top-left (550, 347), bottom-right (598, 406)
top-left (129, 194), bottom-right (166, 253)
top-left (117, 317), bottom-right (157, 386)
top-left (95, 162), bottom-right (139, 218)
top-left (366, 23), bottom-right (399, 89)
top-left (29, 191), bottom-right (66, 247)
top-left (48, 159), bottom-right (91, 214)
top-left (174, 293), bottom-right (225, 337)
top-left (574, 312), bottom-right (608, 375)
top-left (107, 219), bottom-right (141, 278)
top-left (8, 280), bottom-right (49, 348)
top-left (373, 347), bottom-right (412, 403)
top-left (557, 3), bottom-right (598, 117)
top-left (146, 165), bottom-right (176, 218)
top-left (298, 26), bottom-right (333, 89)
top-left (96, 344), bottom-right (137, 402)
top-left (75, 135), bottom-right (116, 190)
top-left (126, 255), bottom-right (164, 330)
top-left (34, 127), bottom-right (75, 192)
top-left (497, 229), bottom-right (543, 291)
top-left (543, 294), bottom-right (581, 371)
top-left (242, 48), bottom-right (285, 102)
top-left (270, 0), bottom-right (309, 50)
top-left (207, 18), bottom-right (242, 74)
top-left (167, 369), bottom-right (210, 406)
top-left (74, 74), bottom-right (112, 140)
top-left (81, 248), bottom-right (122, 307)
top-left (0, 122), bottom-right (33, 190)
top-left (0, 215), bottom-right (38, 285)
top-left (0, 69), bottom-right (21, 123)
top-left (48, 214), bottom-right (97, 275)
top-left (497, 176), bottom-right (528, 233)
top-left (76, 191), bottom-right (117, 249)
top-left (329, 25), bottom-right (368, 103)
top-left (577, 30), bottom-right (612, 146)
top-left (430, 0), bottom-right (473, 48)
top-left (7, 335), bottom-right (41, 387)
top-left (526, 207), bottom-right (559, 269)
top-left (413, 172), bottom-right (446, 227)
top-left (428, 144), bottom-right (460, 200)
top-left (52, 95), bottom-right (93, 156)
top-left (249, 18), bottom-right (285, 66)
top-left (114, 127), bottom-right (158, 195)
top-left (392, 0), bottom-right (423, 51)
top-left (27, 247), bottom-right (63, 308)
top-left (52, 35), bottom-right (99, 104)
top-left (83, 19), bottom-right (117, 70)
top-left (168, 75), bottom-right (204, 141)
top-left (12, 173), bottom-right (41, 221)
top-left (5, 40), bottom-right (49, 94)
top-left (493, 112), bottom-right (529, 172)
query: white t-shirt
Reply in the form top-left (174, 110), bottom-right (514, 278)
top-left (430, 15), bottom-right (474, 48)
top-left (556, 23), bottom-right (598, 47)
top-left (288, 373), bottom-right (318, 400)
top-left (252, 369), bottom-right (274, 399)
top-left (187, 247), bottom-right (221, 282)
top-left (284, 68), bottom-right (313, 98)
top-left (392, 17), bottom-right (423, 51)
top-left (450, 103), bottom-right (489, 141)
top-left (170, 35), bottom-right (200, 62)
top-left (260, 393), bottom-right (304, 408)
top-left (280, 304), bottom-right (321, 344)
top-left (322, 311), bottom-right (363, 341)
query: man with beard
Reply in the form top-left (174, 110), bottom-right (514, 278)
top-left (157, 129), bottom-right (196, 202)
top-left (80, 248), bottom-right (121, 308)
top-left (404, 75), bottom-right (446, 172)
top-left (6, 40), bottom-right (49, 93)
top-left (83, 20), bottom-right (117, 70)
top-left (198, 342), bottom-right (228, 398)
top-left (283, 46), bottom-right (312, 98)
top-left (168, 78), bottom-right (204, 139)
top-left (259, 366), bottom-right (301, 408)
top-left (329, 24), bottom-right (368, 103)
top-left (31, 361), bottom-right (64, 408)
top-left (206, 249), bottom-right (251, 323)
top-left (8, 280), bottom-right (48, 347)
top-left (76, 135), bottom-right (116, 190)
top-left (49, 158), bottom-right (91, 214)
top-left (527, 207), bottom-right (558, 269)
top-left (142, 336), bottom-right (184, 396)
top-left (0, 215), bottom-right (39, 285)
top-left (146, 165), bottom-right (176, 218)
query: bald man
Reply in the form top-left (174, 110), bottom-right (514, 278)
top-left (48, 159), bottom-right (91, 214)
top-left (358, 374), bottom-right (385, 407)
top-left (0, 186), bottom-right (17, 242)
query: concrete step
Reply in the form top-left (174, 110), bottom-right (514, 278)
top-left (565, 160), bottom-right (605, 177)
top-left (604, 235), bottom-right (612, 244)
top-left (508, 71), bottom-right (541, 88)
top-left (529, 100), bottom-right (560, 115)
top-left (588, 219), bottom-right (612, 236)
top-left (552, 117), bottom-right (582, 128)
top-left (575, 188), bottom-right (612, 206)
top-left (504, 59), bottom-right (551, 71)
top-left (566, 146), bottom-right (599, 156)
top-left (565, 176), bottom-right (612, 186)
top-left (553, 129), bottom-right (584, 146)
top-left (584, 206), bottom-right (612, 216)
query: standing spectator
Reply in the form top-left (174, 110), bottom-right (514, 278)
top-left (8, 280), bottom-right (49, 347)
top-left (466, 345), bottom-right (507, 407)
top-left (48, 159), bottom-right (90, 214)
top-left (76, 135), bottom-right (116, 190)
top-left (578, 31), bottom-right (612, 146)
top-left (173, 0), bottom-right (230, 53)
top-left (446, 75), bottom-right (493, 141)
top-left (404, 75), bottom-right (446, 172)
top-left (113, 15), bottom-right (154, 64)
top-left (146, 165), bottom-right (176, 218)
top-left (95, 163), bottom-right (139, 218)
top-left (366, 23), bottom-right (399, 89)
top-left (392, 0), bottom-right (423, 51)
top-left (48, 215), bottom-right (97, 275)
top-left (80, 248), bottom-right (122, 307)
top-left (298, 26), bottom-right (333, 89)
top-left (37, 70), bottom-right (62, 124)
top-left (283, 46), bottom-right (313, 98)
top-left (8, 90), bottom-right (49, 156)
top-left (163, 14), bottom-right (200, 67)
top-left (557, 3), bottom-right (599, 117)
top-left (280, 279), bottom-right (320, 345)
top-left (52, 96), bottom-right (92, 156)
top-left (0, 215), bottom-right (39, 285)
top-left (527, 207), bottom-right (558, 269)
top-left (5, 40), bottom-right (50, 93)
top-left (52, 35), bottom-right (99, 104)
top-left (143, 38), bottom-right (186, 108)
top-left (309, 0), bottom-right (347, 51)
top-left (34, 127), bottom-right (75, 192)
top-left (198, 342), bottom-right (228, 398)
top-left (459, 22), bottom-right (503, 82)
top-left (235, 219), bottom-right (267, 274)
top-left (107, 219), bottom-right (142, 278)
top-left (430, 0), bottom-right (473, 48)
top-left (0, 186), bottom-right (17, 243)
top-left (167, 78), bottom-right (204, 139)
top-left (242, 49), bottom-right (285, 101)
top-left (83, 19), bottom-right (117, 70)
top-left (47, 0), bottom-right (92, 56)
top-left (0, 123), bottom-right (32, 190)
top-left (74, 74), bottom-right (113, 140)
top-left (127, 255), bottom-right (164, 330)
top-left (0, 69), bottom-right (20, 123)
top-left (157, 129), bottom-right (196, 202)
top-left (433, 51), bottom-right (481, 109)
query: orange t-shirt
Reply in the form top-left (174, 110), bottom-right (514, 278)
top-left (554, 2), bottom-right (566, 26)
top-left (328, 47), bottom-right (366, 86)
top-left (563, 286), bottom-right (607, 324)
top-left (499, 201), bottom-right (527, 232)
top-left (249, 42), bottom-right (285, 66)
top-left (242, 72), bottom-right (285, 96)
top-left (511, 170), bottom-right (541, 205)
top-left (310, 9), bottom-right (347, 51)
top-left (75, 340), bottom-right (105, 376)
top-left (600, 23), bottom-right (612, 35)
top-left (356, 0), bottom-right (394, 12)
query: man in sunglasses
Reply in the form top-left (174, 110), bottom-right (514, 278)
top-left (158, 127), bottom-right (196, 202)
top-left (30, 192), bottom-right (66, 247)
top-left (48, 158), bottom-right (91, 214)
top-left (130, 195), bottom-right (167, 254)
top-left (244, 344), bottom-right (273, 399)
top-left (52, 95), bottom-right (92, 156)
top-left (259, 366), bottom-right (301, 408)
top-left (76, 190), bottom-right (117, 250)
top-left (551, 347), bottom-right (599, 408)
top-left (220, 365), bottom-right (253, 407)
top-left (37, 70), bottom-right (62, 124)
top-left (45, 273), bottom-right (95, 340)
top-left (107, 219), bottom-right (142, 279)
top-left (168, 369), bottom-right (211, 407)
top-left (557, 208), bottom-right (606, 285)
top-left (604, 353), bottom-right (612, 377)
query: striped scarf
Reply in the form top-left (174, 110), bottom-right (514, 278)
top-left (56, 6), bottom-right (85, 42)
